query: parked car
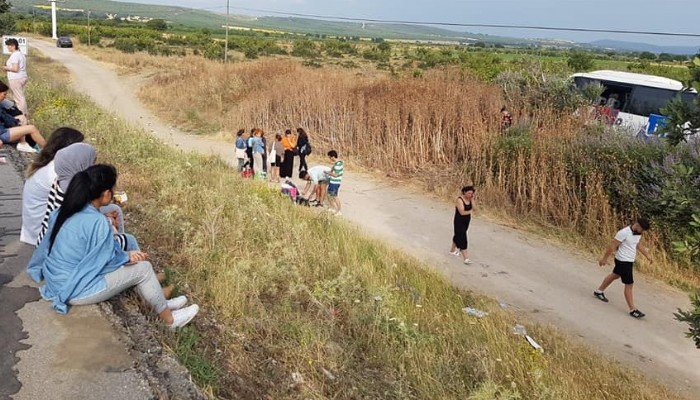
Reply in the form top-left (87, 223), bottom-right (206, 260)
top-left (56, 36), bottom-right (73, 48)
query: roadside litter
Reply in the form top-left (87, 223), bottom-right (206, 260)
top-left (512, 324), bottom-right (544, 353)
top-left (462, 307), bottom-right (489, 318)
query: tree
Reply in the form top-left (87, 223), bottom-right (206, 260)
top-left (0, 0), bottom-right (15, 34)
top-left (671, 56), bottom-right (700, 350)
top-left (659, 55), bottom-right (700, 146)
top-left (146, 18), bottom-right (167, 31)
top-left (657, 53), bottom-right (675, 62)
top-left (676, 294), bottom-right (700, 349)
top-left (377, 41), bottom-right (391, 54)
top-left (639, 51), bottom-right (656, 60)
top-left (567, 50), bottom-right (594, 72)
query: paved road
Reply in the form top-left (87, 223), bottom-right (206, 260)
top-left (0, 150), bottom-right (151, 399)
top-left (30, 39), bottom-right (700, 397)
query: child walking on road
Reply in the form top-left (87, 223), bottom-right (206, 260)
top-left (594, 218), bottom-right (653, 318)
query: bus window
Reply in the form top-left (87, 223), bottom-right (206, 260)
top-left (628, 87), bottom-right (686, 116)
top-left (682, 91), bottom-right (698, 109)
top-left (599, 81), bottom-right (632, 112)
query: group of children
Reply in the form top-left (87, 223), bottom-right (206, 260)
top-left (234, 127), bottom-right (345, 215)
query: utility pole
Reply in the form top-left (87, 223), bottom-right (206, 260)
top-left (224, 0), bottom-right (229, 63)
top-left (87, 9), bottom-right (91, 46)
top-left (49, 0), bottom-right (58, 39)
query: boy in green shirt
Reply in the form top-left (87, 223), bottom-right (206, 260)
top-left (326, 150), bottom-right (344, 216)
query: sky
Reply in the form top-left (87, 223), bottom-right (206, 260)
top-left (116, 0), bottom-right (700, 47)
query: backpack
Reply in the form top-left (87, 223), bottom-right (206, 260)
top-left (302, 143), bottom-right (313, 156)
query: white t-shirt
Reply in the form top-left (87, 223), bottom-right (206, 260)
top-left (614, 226), bottom-right (641, 262)
top-left (6, 51), bottom-right (28, 80)
top-left (307, 166), bottom-right (330, 184)
top-left (20, 161), bottom-right (57, 245)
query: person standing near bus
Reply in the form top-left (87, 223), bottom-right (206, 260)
top-left (3, 38), bottom-right (28, 117)
top-left (594, 218), bottom-right (653, 319)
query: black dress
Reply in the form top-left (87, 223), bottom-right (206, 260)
top-left (452, 197), bottom-right (472, 250)
top-left (280, 148), bottom-right (295, 178)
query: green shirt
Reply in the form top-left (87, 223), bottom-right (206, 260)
top-left (330, 160), bottom-right (344, 184)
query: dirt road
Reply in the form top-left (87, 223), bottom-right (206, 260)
top-left (31, 39), bottom-right (700, 396)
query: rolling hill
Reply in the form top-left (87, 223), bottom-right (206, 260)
top-left (10, 0), bottom-right (534, 44)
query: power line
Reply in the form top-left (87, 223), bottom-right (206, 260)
top-left (227, 6), bottom-right (700, 38)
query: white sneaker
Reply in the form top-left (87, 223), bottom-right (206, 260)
top-left (463, 259), bottom-right (473, 265)
top-left (166, 295), bottom-right (188, 310)
top-left (16, 142), bottom-right (38, 153)
top-left (449, 250), bottom-right (460, 256)
top-left (169, 304), bottom-right (199, 329)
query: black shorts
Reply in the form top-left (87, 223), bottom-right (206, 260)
top-left (613, 259), bottom-right (634, 284)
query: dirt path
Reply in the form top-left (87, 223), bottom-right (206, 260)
top-left (31, 40), bottom-right (700, 396)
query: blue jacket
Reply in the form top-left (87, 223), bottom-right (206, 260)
top-left (235, 136), bottom-right (246, 150)
top-left (27, 205), bottom-right (129, 314)
top-left (252, 137), bottom-right (265, 154)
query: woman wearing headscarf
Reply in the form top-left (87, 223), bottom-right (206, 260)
top-left (37, 143), bottom-right (97, 244)
top-left (21, 127), bottom-right (84, 245)
top-left (36, 143), bottom-right (137, 252)
top-left (26, 164), bottom-right (198, 329)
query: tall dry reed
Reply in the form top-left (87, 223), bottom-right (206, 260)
top-left (138, 59), bottom-right (621, 244)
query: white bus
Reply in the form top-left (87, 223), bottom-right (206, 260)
top-left (571, 70), bottom-right (697, 136)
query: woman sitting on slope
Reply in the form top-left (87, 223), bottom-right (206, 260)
top-left (27, 164), bottom-right (199, 328)
top-left (36, 143), bottom-right (137, 252)
top-left (21, 127), bottom-right (84, 245)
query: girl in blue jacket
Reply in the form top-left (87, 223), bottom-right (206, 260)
top-left (27, 164), bottom-right (199, 329)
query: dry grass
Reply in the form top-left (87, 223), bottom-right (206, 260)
top-left (26, 52), bottom-right (688, 400)
top-left (108, 55), bottom-right (696, 291)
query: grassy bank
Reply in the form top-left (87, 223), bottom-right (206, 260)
top-left (24, 52), bottom-right (686, 399)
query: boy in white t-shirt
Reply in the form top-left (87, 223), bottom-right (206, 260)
top-left (594, 218), bottom-right (653, 318)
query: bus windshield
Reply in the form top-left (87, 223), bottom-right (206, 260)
top-left (573, 76), bottom-right (697, 117)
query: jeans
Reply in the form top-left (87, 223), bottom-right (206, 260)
top-left (69, 261), bottom-right (167, 313)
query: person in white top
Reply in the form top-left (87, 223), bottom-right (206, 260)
top-left (20, 127), bottom-right (84, 245)
top-left (594, 218), bottom-right (653, 318)
top-left (300, 165), bottom-right (330, 206)
top-left (3, 38), bottom-right (28, 117)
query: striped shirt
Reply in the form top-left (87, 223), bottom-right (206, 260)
top-left (37, 179), bottom-right (130, 251)
top-left (330, 160), bottom-right (344, 184)
top-left (37, 180), bottom-right (64, 245)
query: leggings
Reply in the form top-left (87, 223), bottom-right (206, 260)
top-left (69, 261), bottom-right (167, 313)
top-left (299, 154), bottom-right (308, 172)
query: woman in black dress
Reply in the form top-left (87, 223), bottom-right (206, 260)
top-left (449, 185), bottom-right (476, 264)
top-left (296, 127), bottom-right (310, 172)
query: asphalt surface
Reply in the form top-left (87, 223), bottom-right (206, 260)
top-left (0, 147), bottom-right (152, 400)
top-left (0, 148), bottom-right (40, 399)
